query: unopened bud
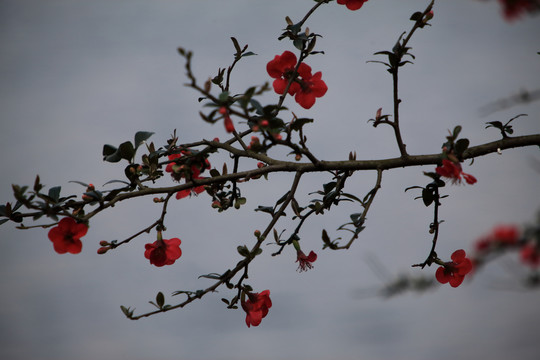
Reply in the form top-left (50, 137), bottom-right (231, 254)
top-left (99, 240), bottom-right (109, 246)
top-left (254, 230), bottom-right (261, 238)
top-left (295, 153), bottom-right (302, 161)
top-left (257, 162), bottom-right (265, 168)
top-left (97, 247), bottom-right (109, 254)
top-left (260, 119), bottom-right (269, 127)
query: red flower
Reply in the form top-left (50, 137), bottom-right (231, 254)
top-left (219, 107), bottom-right (235, 133)
top-left (337, 0), bottom-right (369, 11)
top-left (294, 71), bottom-right (328, 109)
top-left (241, 290), bottom-right (272, 328)
top-left (267, 51), bottom-right (327, 109)
top-left (498, 0), bottom-right (538, 22)
top-left (474, 224), bottom-right (520, 252)
top-left (144, 237), bottom-right (182, 267)
top-left (435, 159), bottom-right (477, 185)
top-left (175, 180), bottom-right (206, 199)
top-left (296, 250), bottom-right (317, 272)
top-left (267, 51), bottom-right (310, 95)
top-left (165, 151), bottom-right (210, 182)
top-left (435, 249), bottom-right (473, 288)
top-left (48, 217), bottom-right (88, 254)
top-left (520, 243), bottom-right (540, 268)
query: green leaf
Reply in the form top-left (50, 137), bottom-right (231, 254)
top-left (422, 187), bottom-right (434, 207)
top-left (218, 91), bottom-right (229, 102)
top-left (323, 182), bottom-right (336, 194)
top-left (231, 37), bottom-right (241, 54)
top-left (452, 125), bottom-right (462, 140)
top-left (118, 141), bottom-right (135, 162)
top-left (156, 292), bottom-right (165, 308)
top-left (237, 245), bottom-right (250, 258)
top-left (454, 138), bottom-right (469, 156)
top-left (134, 131), bottom-right (154, 149)
top-left (103, 144), bottom-right (122, 163)
top-left (48, 186), bottom-right (61, 203)
top-left (410, 11), bottom-right (423, 21)
top-left (290, 118), bottom-right (313, 131)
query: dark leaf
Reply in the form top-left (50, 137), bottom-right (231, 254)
top-left (134, 131), bottom-right (154, 149)
top-left (48, 186), bottom-right (61, 203)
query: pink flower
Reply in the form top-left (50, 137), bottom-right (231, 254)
top-left (144, 237), bottom-right (182, 267)
top-left (435, 159), bottom-right (477, 185)
top-left (48, 217), bottom-right (88, 254)
top-left (241, 290), bottom-right (272, 328)
top-left (435, 249), bottom-right (473, 288)
top-left (296, 250), bottom-right (317, 272)
top-left (337, 0), bottom-right (369, 11)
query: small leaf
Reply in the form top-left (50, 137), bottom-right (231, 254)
top-left (452, 125), bottom-right (462, 140)
top-left (231, 37), bottom-right (241, 54)
top-left (454, 138), bottom-right (470, 156)
top-left (237, 245), bottom-right (250, 258)
top-left (48, 186), bottom-right (61, 203)
top-left (156, 292), bottom-right (165, 308)
top-left (134, 131), bottom-right (154, 149)
top-left (410, 11), bottom-right (423, 21)
top-left (118, 141), bottom-right (135, 162)
top-left (422, 188), bottom-right (434, 207)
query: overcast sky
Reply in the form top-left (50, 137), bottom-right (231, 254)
top-left (1, 1), bottom-right (540, 359)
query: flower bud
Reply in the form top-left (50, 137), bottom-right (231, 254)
top-left (254, 230), bottom-right (261, 238)
top-left (97, 247), bottom-right (109, 254)
top-left (99, 240), bottom-right (109, 246)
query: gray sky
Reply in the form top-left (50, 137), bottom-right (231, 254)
top-left (1, 0), bottom-right (540, 359)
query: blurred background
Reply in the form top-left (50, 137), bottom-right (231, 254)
top-left (1, 0), bottom-right (539, 359)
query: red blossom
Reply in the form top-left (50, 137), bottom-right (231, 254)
top-left (296, 250), bottom-right (317, 272)
top-left (520, 243), bottom-right (540, 268)
top-left (474, 224), bottom-right (520, 252)
top-left (48, 217), bottom-right (88, 254)
top-left (294, 71), bottom-right (328, 109)
top-left (498, 0), bottom-right (539, 21)
top-left (144, 237), bottom-right (182, 267)
top-left (435, 249), bottom-right (473, 288)
top-left (267, 51), bottom-right (309, 95)
top-left (435, 159), bottom-right (477, 185)
top-left (175, 180), bottom-right (206, 199)
top-left (219, 107), bottom-right (235, 133)
top-left (337, 0), bottom-right (369, 11)
top-left (241, 290), bottom-right (272, 328)
top-left (267, 51), bottom-right (327, 109)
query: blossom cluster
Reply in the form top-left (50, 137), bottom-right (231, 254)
top-left (165, 150), bottom-right (210, 199)
top-left (267, 51), bottom-right (327, 109)
top-left (474, 224), bottom-right (540, 269)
